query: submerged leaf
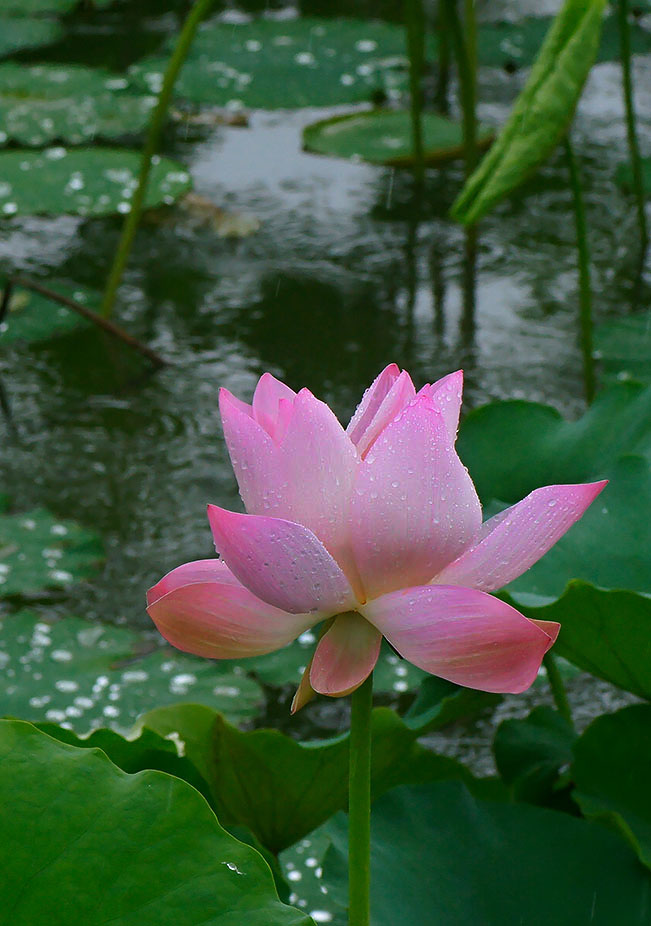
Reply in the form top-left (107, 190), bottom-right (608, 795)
top-left (451, 0), bottom-right (608, 224)
top-left (0, 281), bottom-right (96, 344)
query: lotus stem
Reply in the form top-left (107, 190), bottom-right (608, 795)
top-left (617, 0), bottom-right (648, 255)
top-left (100, 0), bottom-right (213, 318)
top-left (543, 653), bottom-right (573, 727)
top-left (435, 0), bottom-right (451, 114)
top-left (444, 0), bottom-right (479, 334)
top-left (405, 0), bottom-right (426, 185)
top-left (565, 136), bottom-right (596, 404)
top-left (443, 0), bottom-right (478, 178)
top-left (348, 672), bottom-right (374, 926)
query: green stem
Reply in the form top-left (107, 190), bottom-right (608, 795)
top-left (617, 0), bottom-right (648, 254)
top-left (543, 653), bottom-right (573, 727)
top-left (435, 0), bottom-right (451, 114)
top-left (444, 0), bottom-right (478, 179)
top-left (462, 0), bottom-right (478, 177)
top-left (100, 0), bottom-right (213, 317)
top-left (444, 0), bottom-right (479, 336)
top-left (348, 673), bottom-right (373, 926)
top-left (405, 0), bottom-right (426, 185)
top-left (565, 136), bottom-right (595, 404)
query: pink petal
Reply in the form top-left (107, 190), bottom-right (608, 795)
top-left (220, 386), bottom-right (278, 508)
top-left (207, 505), bottom-right (356, 615)
top-left (147, 560), bottom-right (313, 659)
top-left (350, 394), bottom-right (482, 601)
top-left (252, 373), bottom-right (297, 440)
top-left (433, 481), bottom-right (608, 592)
top-left (421, 370), bottom-right (464, 442)
top-left (362, 584), bottom-right (554, 693)
top-left (219, 386), bottom-right (360, 587)
top-left (147, 558), bottom-right (239, 606)
top-left (347, 365), bottom-right (416, 457)
top-left (309, 612), bottom-right (381, 696)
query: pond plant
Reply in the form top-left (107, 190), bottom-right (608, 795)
top-left (0, 0), bottom-right (650, 923)
top-left (147, 365), bottom-right (606, 925)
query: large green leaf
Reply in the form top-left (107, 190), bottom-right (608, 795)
top-left (0, 64), bottom-right (156, 147)
top-left (0, 505), bottom-right (103, 596)
top-left (403, 674), bottom-right (502, 733)
top-left (0, 17), bottom-right (62, 58)
top-left (0, 610), bottom-right (264, 731)
top-left (517, 583), bottom-right (651, 700)
top-left (458, 381), bottom-right (651, 503)
top-left (572, 705), bottom-right (651, 869)
top-left (452, 0), bottom-right (608, 225)
top-left (0, 720), bottom-right (313, 926)
top-left (594, 312), bottom-right (651, 385)
top-left (458, 384), bottom-right (651, 696)
top-left (0, 147), bottom-right (191, 217)
top-left (323, 781), bottom-right (651, 925)
top-left (504, 454), bottom-right (650, 599)
top-left (493, 706), bottom-right (576, 804)
top-left (129, 17), bottom-right (424, 109)
top-left (34, 721), bottom-right (213, 799)
top-left (142, 703), bottom-right (501, 854)
top-left (303, 110), bottom-right (493, 167)
top-left (0, 281), bottom-right (94, 344)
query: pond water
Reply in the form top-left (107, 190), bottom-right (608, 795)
top-left (0, 1), bottom-right (646, 759)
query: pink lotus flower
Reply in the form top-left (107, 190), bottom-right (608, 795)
top-left (147, 365), bottom-right (606, 707)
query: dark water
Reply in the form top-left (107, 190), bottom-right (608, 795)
top-left (0, 3), bottom-right (647, 748)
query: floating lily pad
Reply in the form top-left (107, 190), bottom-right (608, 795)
top-left (0, 147), bottom-right (192, 217)
top-left (594, 313), bottom-right (651, 384)
top-left (323, 781), bottom-right (651, 925)
top-left (0, 610), bottom-right (265, 731)
top-left (0, 0), bottom-right (113, 12)
top-left (0, 720), bottom-right (312, 926)
top-left (0, 281), bottom-right (96, 344)
top-left (477, 14), bottom-right (651, 70)
top-left (0, 505), bottom-right (103, 597)
top-left (0, 16), bottom-right (62, 58)
top-left (303, 109), bottom-right (494, 167)
top-left (129, 17), bottom-right (424, 109)
top-left (0, 64), bottom-right (156, 147)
